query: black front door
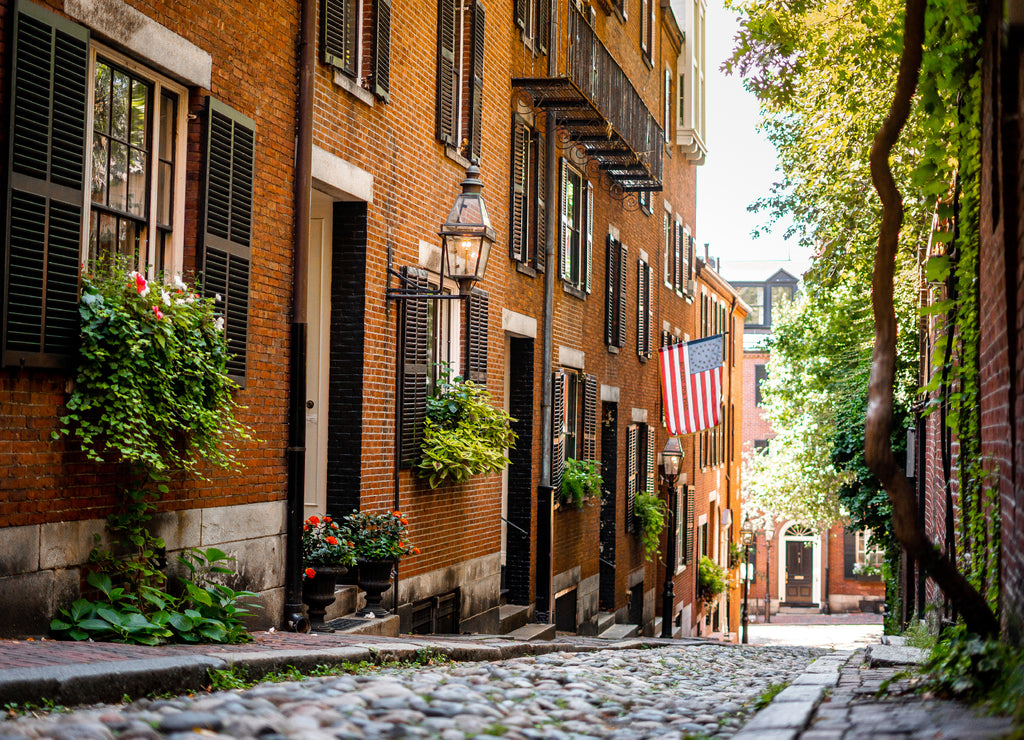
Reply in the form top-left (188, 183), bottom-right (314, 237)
top-left (785, 541), bottom-right (813, 602)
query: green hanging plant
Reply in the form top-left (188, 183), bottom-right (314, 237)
top-left (698, 556), bottom-right (727, 605)
top-left (416, 366), bottom-right (518, 488)
top-left (634, 492), bottom-right (666, 560)
top-left (560, 459), bottom-right (603, 508)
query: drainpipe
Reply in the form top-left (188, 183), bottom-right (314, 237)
top-left (284, 0), bottom-right (315, 632)
top-left (537, 0), bottom-right (559, 622)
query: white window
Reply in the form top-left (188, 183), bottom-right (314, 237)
top-left (426, 285), bottom-right (463, 387)
top-left (85, 46), bottom-right (187, 279)
top-left (676, 0), bottom-right (706, 163)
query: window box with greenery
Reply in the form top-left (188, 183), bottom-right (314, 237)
top-left (50, 268), bottom-right (256, 645)
top-left (635, 491), bottom-right (667, 560)
top-left (416, 367), bottom-right (517, 489)
top-left (560, 459), bottom-right (602, 508)
top-left (698, 555), bottom-right (727, 606)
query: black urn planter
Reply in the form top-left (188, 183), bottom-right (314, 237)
top-left (355, 559), bottom-right (397, 617)
top-left (301, 565), bottom-right (348, 630)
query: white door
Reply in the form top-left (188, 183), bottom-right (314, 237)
top-left (304, 192), bottom-right (333, 518)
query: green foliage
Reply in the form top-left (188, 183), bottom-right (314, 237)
top-left (901, 620), bottom-right (937, 650)
top-left (698, 556), bottom-right (727, 604)
top-left (634, 492), bottom-right (666, 560)
top-left (417, 367), bottom-right (517, 488)
top-left (302, 514), bottom-right (356, 570)
top-left (560, 459), bottom-right (602, 508)
top-left (729, 542), bottom-right (744, 570)
top-left (755, 682), bottom-right (789, 710)
top-left (55, 268), bottom-right (253, 476)
top-left (50, 549), bottom-right (257, 645)
top-left (343, 510), bottom-right (418, 561)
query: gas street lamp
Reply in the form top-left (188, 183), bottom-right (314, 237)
top-left (659, 437), bottom-right (684, 639)
top-left (740, 517), bottom-right (755, 644)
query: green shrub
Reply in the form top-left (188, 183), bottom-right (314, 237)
top-left (698, 556), bottom-right (727, 604)
top-left (634, 492), bottom-right (666, 560)
top-left (560, 459), bottom-right (602, 508)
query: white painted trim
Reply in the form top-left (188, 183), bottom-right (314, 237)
top-left (600, 384), bottom-right (620, 403)
top-left (312, 146), bottom-right (374, 203)
top-left (502, 309), bottom-right (537, 339)
top-left (558, 346), bottom-right (585, 369)
top-left (778, 520), bottom-right (822, 607)
top-left (65, 0), bottom-right (212, 89)
top-left (631, 407), bottom-right (648, 423)
top-left (608, 225), bottom-right (621, 241)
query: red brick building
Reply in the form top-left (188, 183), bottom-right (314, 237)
top-left (0, 0), bottom-right (745, 639)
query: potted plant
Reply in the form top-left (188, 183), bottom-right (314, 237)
top-left (343, 510), bottom-right (419, 617)
top-left (560, 459), bottom-right (602, 508)
top-left (301, 515), bottom-right (357, 629)
top-left (698, 555), bottom-right (727, 606)
top-left (634, 492), bottom-right (666, 560)
top-left (416, 366), bottom-right (517, 488)
top-left (729, 542), bottom-right (744, 571)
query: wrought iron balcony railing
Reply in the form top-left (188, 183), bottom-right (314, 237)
top-left (512, 4), bottom-right (663, 191)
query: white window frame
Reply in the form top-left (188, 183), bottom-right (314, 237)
top-left (427, 278), bottom-right (463, 386)
top-left (83, 43), bottom-right (188, 280)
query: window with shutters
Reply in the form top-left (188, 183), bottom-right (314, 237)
top-left (87, 49), bottom-right (187, 277)
top-left (638, 188), bottom-right (652, 215)
top-left (640, 0), bottom-right (654, 65)
top-left (844, 528), bottom-right (884, 580)
top-left (508, 116), bottom-right (546, 272)
top-left (426, 285), bottom-right (463, 388)
top-left (398, 268), bottom-right (430, 467)
top-left (625, 424), bottom-right (638, 531)
top-left (437, 0), bottom-right (486, 161)
top-left (604, 236), bottom-right (627, 350)
top-left (559, 160), bottom-right (592, 295)
top-left (321, 0), bottom-right (392, 102)
top-left (663, 68), bottom-right (672, 143)
top-left (662, 212), bottom-right (672, 287)
top-left (554, 370), bottom-right (598, 478)
top-left (514, 0), bottom-right (548, 54)
top-left (636, 257), bottom-right (652, 360)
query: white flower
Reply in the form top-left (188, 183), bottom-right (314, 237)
top-left (161, 290), bottom-right (171, 306)
top-left (215, 293), bottom-right (222, 303)
top-left (172, 274), bottom-right (188, 292)
top-left (214, 317), bottom-right (225, 332)
top-left (174, 298), bottom-right (185, 306)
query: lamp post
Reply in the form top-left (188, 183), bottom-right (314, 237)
top-left (659, 437), bottom-right (684, 639)
top-left (740, 518), bottom-right (754, 645)
top-left (764, 522), bottom-right (776, 623)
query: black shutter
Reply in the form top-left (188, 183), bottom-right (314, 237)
top-left (3, 1), bottom-right (88, 368)
top-left (644, 424), bottom-right (655, 494)
top-left (616, 241), bottom-right (627, 347)
top-left (582, 373), bottom-right (597, 461)
top-left (685, 485), bottom-right (695, 565)
top-left (844, 528), bottom-right (857, 580)
top-left (673, 222), bottom-right (683, 291)
top-left (510, 117), bottom-right (526, 262)
top-left (755, 364), bottom-right (767, 406)
top-left (436, 0), bottom-right (457, 145)
top-left (551, 371), bottom-right (566, 493)
top-left (687, 234), bottom-right (694, 282)
top-left (468, 0), bottom-right (486, 161)
top-left (647, 263), bottom-right (654, 357)
top-left (466, 288), bottom-right (488, 382)
top-left (399, 267), bottom-right (430, 467)
top-left (534, 128), bottom-right (547, 272)
top-left (201, 98), bottom-right (254, 385)
top-left (538, 0), bottom-right (549, 53)
top-left (584, 181), bottom-right (593, 294)
top-left (637, 260), bottom-right (651, 360)
top-left (558, 159), bottom-right (569, 280)
top-left (626, 424), bottom-right (638, 532)
top-left (514, 0), bottom-right (526, 29)
top-left (604, 235), bottom-right (617, 345)
top-left (322, 0), bottom-right (356, 76)
top-left (674, 485), bottom-right (684, 569)
top-left (372, 0), bottom-right (392, 100)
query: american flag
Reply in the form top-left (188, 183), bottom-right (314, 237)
top-left (659, 335), bottom-right (724, 435)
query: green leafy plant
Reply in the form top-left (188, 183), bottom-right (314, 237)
top-left (302, 514), bottom-right (357, 576)
top-left (55, 267), bottom-right (253, 476)
top-left (698, 556), bottom-right (727, 605)
top-left (416, 366), bottom-right (517, 488)
top-left (634, 492), bottom-right (666, 560)
top-left (755, 682), bottom-right (789, 710)
top-left (560, 459), bottom-right (602, 508)
top-left (729, 542), bottom-right (744, 570)
top-left (343, 510), bottom-right (419, 562)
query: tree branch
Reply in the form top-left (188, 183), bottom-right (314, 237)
top-left (865, 0), bottom-right (998, 637)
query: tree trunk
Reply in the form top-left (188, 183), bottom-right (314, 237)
top-left (865, 0), bottom-right (999, 638)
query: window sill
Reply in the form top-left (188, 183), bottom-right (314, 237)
top-left (332, 69), bottom-right (375, 107)
top-left (445, 146), bottom-right (471, 169)
top-left (562, 283), bottom-right (587, 300)
top-left (515, 262), bottom-right (538, 278)
top-left (607, 345), bottom-right (620, 355)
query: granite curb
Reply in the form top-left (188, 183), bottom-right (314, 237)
top-left (0, 633), bottom-right (710, 708)
top-left (732, 650), bottom-right (852, 740)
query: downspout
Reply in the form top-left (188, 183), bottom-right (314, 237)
top-left (284, 0), bottom-right (315, 632)
top-left (537, 0), bottom-right (559, 622)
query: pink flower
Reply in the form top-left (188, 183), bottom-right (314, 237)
top-left (131, 271), bottom-right (149, 297)
top-left (304, 567), bottom-right (316, 579)
top-left (152, 305), bottom-right (164, 320)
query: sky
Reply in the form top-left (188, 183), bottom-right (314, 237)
top-left (695, 0), bottom-right (809, 264)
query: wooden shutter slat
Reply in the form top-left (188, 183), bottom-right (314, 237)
top-left (373, 0), bottom-right (392, 101)
top-left (673, 222), bottom-right (682, 291)
top-left (399, 267), bottom-right (430, 467)
top-left (201, 98), bottom-right (255, 386)
top-left (646, 262), bottom-right (654, 359)
top-left (514, 0), bottom-right (526, 29)
top-left (322, 0), bottom-right (356, 75)
top-left (685, 485), bottom-right (695, 565)
top-left (582, 373), bottom-right (598, 461)
top-left (617, 242), bottom-right (627, 348)
top-left (559, 159), bottom-right (569, 280)
top-left (469, 0), bottom-right (485, 161)
top-left (538, 0), bottom-right (549, 53)
top-left (436, 0), bottom-right (457, 145)
top-left (535, 128), bottom-right (547, 272)
top-left (584, 181), bottom-right (593, 294)
top-left (604, 235), bottom-right (616, 345)
top-left (645, 424), bottom-right (655, 494)
top-left (510, 117), bottom-right (526, 262)
top-left (4, 0), bottom-right (88, 368)
top-left (466, 288), bottom-right (489, 382)
top-left (626, 424), bottom-right (638, 532)
top-left (551, 370), bottom-right (566, 493)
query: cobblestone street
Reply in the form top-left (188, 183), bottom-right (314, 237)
top-left (0, 643), bottom-right (823, 739)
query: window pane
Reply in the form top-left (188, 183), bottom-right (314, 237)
top-left (91, 133), bottom-right (109, 205)
top-left (111, 70), bottom-right (130, 142)
top-left (159, 93), bottom-right (177, 161)
top-left (738, 286), bottom-right (764, 324)
top-left (128, 146), bottom-right (147, 216)
top-left (771, 284), bottom-right (793, 317)
top-left (94, 62), bottom-right (111, 134)
top-left (108, 141), bottom-right (128, 212)
top-left (130, 80), bottom-right (149, 148)
top-left (158, 160), bottom-right (173, 227)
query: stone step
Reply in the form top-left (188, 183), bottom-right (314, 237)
top-left (498, 604), bottom-right (530, 634)
top-left (598, 623), bottom-right (640, 640)
top-left (594, 611), bottom-right (616, 634)
top-left (506, 622), bottom-right (557, 641)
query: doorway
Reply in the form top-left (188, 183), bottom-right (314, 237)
top-left (599, 402), bottom-right (618, 609)
top-left (785, 540), bottom-right (813, 603)
top-left (504, 336), bottom-right (534, 605)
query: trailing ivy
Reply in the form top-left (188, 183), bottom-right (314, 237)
top-left (634, 492), bottom-right (666, 560)
top-left (560, 459), bottom-right (602, 508)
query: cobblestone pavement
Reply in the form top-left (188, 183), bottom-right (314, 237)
top-left (0, 643), bottom-right (824, 739)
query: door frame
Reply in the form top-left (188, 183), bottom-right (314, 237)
top-left (777, 521), bottom-right (821, 606)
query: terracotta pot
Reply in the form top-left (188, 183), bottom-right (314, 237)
top-left (355, 559), bottom-right (397, 617)
top-left (301, 565), bottom-right (348, 630)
